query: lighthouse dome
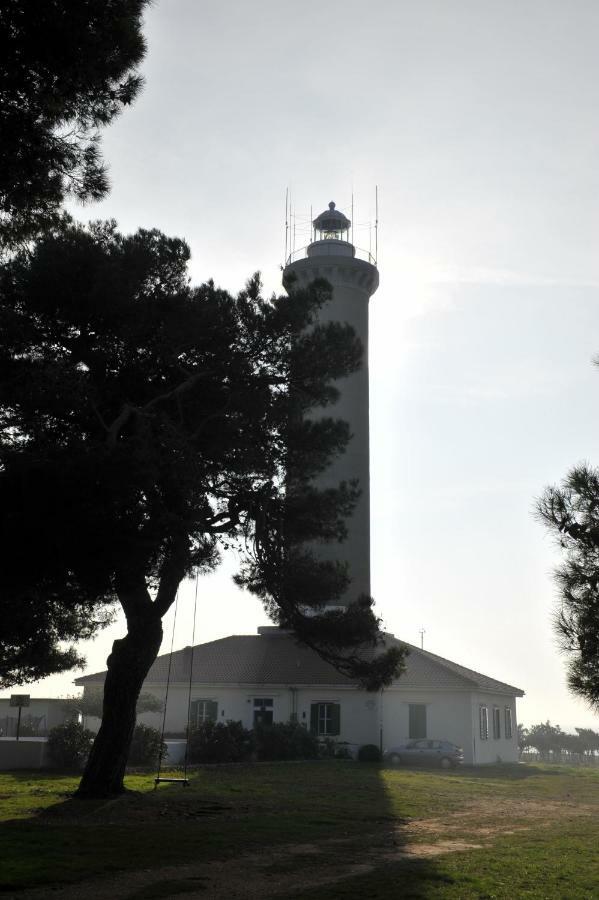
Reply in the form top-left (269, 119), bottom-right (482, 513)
top-left (312, 201), bottom-right (351, 237)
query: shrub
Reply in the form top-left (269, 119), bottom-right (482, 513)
top-left (358, 743), bottom-right (381, 762)
top-left (47, 721), bottom-right (95, 769)
top-left (318, 737), bottom-right (353, 759)
top-left (334, 744), bottom-right (354, 760)
top-left (128, 724), bottom-right (166, 766)
top-left (255, 722), bottom-right (319, 761)
top-left (318, 737), bottom-right (337, 759)
top-left (187, 720), bottom-right (254, 764)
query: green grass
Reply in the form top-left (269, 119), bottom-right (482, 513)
top-left (288, 825), bottom-right (599, 899)
top-left (2, 762), bottom-right (599, 896)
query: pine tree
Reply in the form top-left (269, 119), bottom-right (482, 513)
top-left (537, 464), bottom-right (599, 707)
top-left (0, 0), bottom-right (149, 248)
top-left (0, 220), bottom-right (405, 796)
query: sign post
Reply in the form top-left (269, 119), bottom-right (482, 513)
top-left (10, 695), bottom-right (30, 741)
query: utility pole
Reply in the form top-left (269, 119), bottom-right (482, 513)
top-left (419, 627), bottom-right (426, 650)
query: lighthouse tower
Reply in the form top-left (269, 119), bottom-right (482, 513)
top-left (283, 201), bottom-right (379, 605)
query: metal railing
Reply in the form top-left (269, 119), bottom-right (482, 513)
top-left (285, 245), bottom-right (377, 267)
top-left (0, 714), bottom-right (48, 737)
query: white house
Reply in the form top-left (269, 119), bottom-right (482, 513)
top-left (76, 625), bottom-right (523, 765)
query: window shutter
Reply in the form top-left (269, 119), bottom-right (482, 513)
top-left (480, 705), bottom-right (488, 740)
top-left (330, 704), bottom-right (341, 736)
top-left (409, 704), bottom-right (427, 739)
top-left (190, 699), bottom-right (199, 725)
top-left (310, 704), bottom-right (319, 734)
top-left (493, 707), bottom-right (501, 739)
top-left (207, 701), bottom-right (218, 722)
top-left (505, 707), bottom-right (513, 739)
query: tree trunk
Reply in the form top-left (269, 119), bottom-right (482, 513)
top-left (76, 613), bottom-right (163, 797)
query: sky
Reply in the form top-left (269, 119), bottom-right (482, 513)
top-left (5, 0), bottom-right (599, 731)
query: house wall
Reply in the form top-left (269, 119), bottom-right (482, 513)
top-left (140, 683), bottom-right (380, 753)
top-left (295, 688), bottom-right (379, 750)
top-left (83, 683), bottom-right (379, 753)
top-left (82, 684), bottom-right (291, 736)
top-left (0, 738), bottom-right (50, 769)
top-left (0, 699), bottom-right (68, 737)
top-left (470, 693), bottom-right (519, 764)
top-left (381, 688), bottom-right (475, 763)
top-left (81, 682), bottom-right (520, 765)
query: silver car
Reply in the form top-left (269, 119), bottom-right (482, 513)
top-left (384, 739), bottom-right (464, 768)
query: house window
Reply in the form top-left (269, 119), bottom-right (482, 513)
top-left (310, 702), bottom-right (340, 736)
top-left (253, 698), bottom-right (274, 726)
top-left (191, 699), bottom-right (218, 727)
top-left (505, 707), bottom-right (513, 739)
top-left (493, 707), bottom-right (501, 740)
top-left (480, 705), bottom-right (489, 740)
top-left (408, 704), bottom-right (427, 739)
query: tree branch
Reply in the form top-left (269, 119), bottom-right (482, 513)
top-left (153, 537), bottom-right (190, 618)
top-left (106, 403), bottom-right (135, 447)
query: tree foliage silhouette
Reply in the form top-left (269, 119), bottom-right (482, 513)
top-left (520, 721), bottom-right (599, 760)
top-left (0, 220), bottom-right (405, 795)
top-left (538, 464), bottom-right (599, 708)
top-left (0, 0), bottom-right (149, 248)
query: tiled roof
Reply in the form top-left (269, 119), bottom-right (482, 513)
top-left (75, 630), bottom-right (523, 696)
top-left (399, 642), bottom-right (524, 696)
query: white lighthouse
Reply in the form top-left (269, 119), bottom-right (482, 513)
top-left (283, 201), bottom-right (379, 605)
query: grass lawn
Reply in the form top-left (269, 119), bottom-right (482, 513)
top-left (2, 761), bottom-right (599, 897)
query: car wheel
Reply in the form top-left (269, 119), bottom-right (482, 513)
top-left (439, 757), bottom-right (453, 769)
top-left (389, 753), bottom-right (402, 766)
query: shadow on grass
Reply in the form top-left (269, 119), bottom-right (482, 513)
top-left (0, 762), bottom-right (448, 895)
top-left (286, 860), bottom-right (459, 900)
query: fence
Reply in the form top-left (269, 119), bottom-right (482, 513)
top-left (0, 714), bottom-right (48, 738)
top-left (520, 750), bottom-right (599, 767)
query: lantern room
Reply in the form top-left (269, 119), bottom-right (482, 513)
top-left (307, 201), bottom-right (355, 258)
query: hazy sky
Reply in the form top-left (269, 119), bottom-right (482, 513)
top-left (5, 0), bottom-right (599, 730)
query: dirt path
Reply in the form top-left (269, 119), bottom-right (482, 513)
top-left (8, 797), bottom-right (595, 900)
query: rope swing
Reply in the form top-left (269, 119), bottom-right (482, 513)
top-left (154, 571), bottom-right (199, 788)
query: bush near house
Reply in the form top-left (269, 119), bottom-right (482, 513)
top-left (318, 738), bottom-right (353, 759)
top-left (358, 744), bottom-right (382, 762)
top-left (187, 721), bottom-right (255, 764)
top-left (47, 722), bottom-right (95, 769)
top-left (128, 725), bottom-right (166, 766)
top-left (254, 722), bottom-right (319, 761)
top-left (187, 721), bottom-right (322, 763)
top-left (47, 722), bottom-right (166, 770)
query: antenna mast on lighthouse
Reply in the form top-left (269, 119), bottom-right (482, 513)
top-left (284, 188), bottom-right (289, 265)
top-left (375, 184), bottom-right (379, 266)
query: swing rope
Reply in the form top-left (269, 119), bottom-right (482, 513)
top-left (154, 588), bottom-right (185, 786)
top-left (182, 570), bottom-right (200, 781)
top-left (154, 572), bottom-right (200, 788)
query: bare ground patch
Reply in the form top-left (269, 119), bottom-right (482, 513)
top-left (401, 796), bottom-right (596, 843)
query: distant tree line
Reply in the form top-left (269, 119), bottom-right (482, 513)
top-left (519, 722), bottom-right (599, 763)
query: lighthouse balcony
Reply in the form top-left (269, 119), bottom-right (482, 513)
top-left (285, 241), bottom-right (376, 266)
